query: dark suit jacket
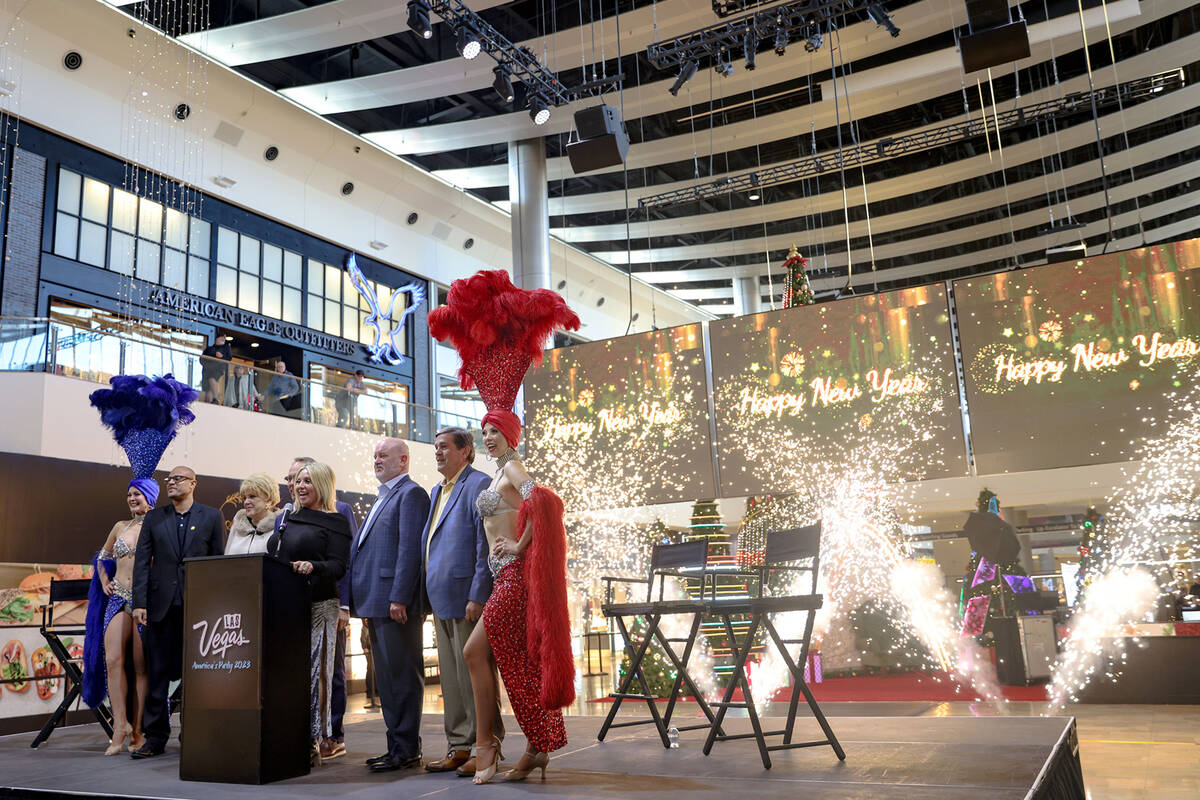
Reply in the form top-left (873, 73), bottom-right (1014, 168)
top-left (132, 502), bottom-right (224, 622)
top-left (420, 465), bottom-right (492, 620)
top-left (345, 474), bottom-right (431, 619)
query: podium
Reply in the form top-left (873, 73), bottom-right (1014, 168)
top-left (181, 554), bottom-right (311, 784)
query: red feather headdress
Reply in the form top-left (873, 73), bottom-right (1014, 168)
top-left (427, 270), bottom-right (580, 415)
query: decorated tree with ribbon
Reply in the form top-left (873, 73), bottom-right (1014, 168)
top-left (781, 245), bottom-right (814, 308)
top-left (959, 490), bottom-right (1033, 645)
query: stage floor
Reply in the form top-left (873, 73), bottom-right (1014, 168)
top-left (3, 711), bottom-right (1077, 800)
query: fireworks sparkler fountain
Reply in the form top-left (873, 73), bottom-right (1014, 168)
top-left (1046, 368), bottom-right (1200, 710)
top-left (732, 428), bottom-right (1004, 711)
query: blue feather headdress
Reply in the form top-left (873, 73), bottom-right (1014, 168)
top-left (89, 374), bottom-right (199, 485)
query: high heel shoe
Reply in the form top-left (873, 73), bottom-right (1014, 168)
top-left (104, 726), bottom-right (130, 756)
top-left (504, 751), bottom-right (548, 782)
top-left (471, 740), bottom-right (502, 785)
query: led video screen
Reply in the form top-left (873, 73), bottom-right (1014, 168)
top-left (524, 323), bottom-right (716, 509)
top-left (954, 239), bottom-right (1200, 473)
top-left (709, 286), bottom-right (968, 498)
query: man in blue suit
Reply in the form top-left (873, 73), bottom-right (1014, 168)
top-left (346, 438), bottom-right (430, 772)
top-left (420, 427), bottom-right (502, 777)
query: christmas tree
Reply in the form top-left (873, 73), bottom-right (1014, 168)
top-left (1076, 506), bottom-right (1105, 595)
top-left (685, 499), bottom-right (730, 556)
top-left (781, 245), bottom-right (815, 308)
top-left (617, 615), bottom-right (683, 699)
top-left (959, 490), bottom-right (1032, 645)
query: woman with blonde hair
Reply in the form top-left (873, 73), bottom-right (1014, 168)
top-left (267, 461), bottom-right (350, 765)
top-left (226, 472), bottom-right (281, 555)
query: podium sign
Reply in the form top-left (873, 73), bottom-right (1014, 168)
top-left (181, 554), bottom-right (311, 784)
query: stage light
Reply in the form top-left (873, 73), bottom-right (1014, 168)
top-left (743, 28), bottom-right (758, 70)
top-left (867, 3), bottom-right (900, 37)
top-left (455, 25), bottom-right (481, 60)
top-left (492, 66), bottom-right (514, 103)
top-left (714, 50), bottom-right (734, 77)
top-left (407, 0), bottom-right (432, 39)
top-left (529, 94), bottom-right (551, 125)
top-left (804, 31), bottom-right (823, 53)
top-left (668, 60), bottom-right (699, 96)
top-left (774, 25), bottom-right (789, 56)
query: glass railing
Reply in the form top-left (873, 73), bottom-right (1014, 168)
top-left (0, 317), bottom-right (479, 445)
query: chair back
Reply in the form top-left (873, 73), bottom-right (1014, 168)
top-left (48, 578), bottom-right (91, 603)
top-left (763, 523), bottom-right (821, 594)
top-left (648, 538), bottom-right (709, 601)
top-left (43, 578), bottom-right (91, 629)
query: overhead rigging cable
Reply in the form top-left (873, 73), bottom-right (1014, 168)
top-left (746, 58), bottom-right (774, 313)
top-left (985, 67), bottom-right (1020, 268)
top-left (827, 18), bottom-right (853, 292)
top-left (833, 24), bottom-right (877, 290)
top-left (1041, 0), bottom-right (1077, 234)
top-left (1098, 0), bottom-right (1146, 246)
top-left (613, 0), bottom-right (636, 335)
top-left (806, 48), bottom-right (829, 290)
top-left (1074, 0), bottom-right (1115, 251)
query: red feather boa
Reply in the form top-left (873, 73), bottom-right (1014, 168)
top-left (519, 486), bottom-right (576, 710)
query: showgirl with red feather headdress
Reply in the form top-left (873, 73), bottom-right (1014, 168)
top-left (428, 270), bottom-right (579, 783)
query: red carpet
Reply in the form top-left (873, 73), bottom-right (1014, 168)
top-left (592, 671), bottom-right (1049, 703)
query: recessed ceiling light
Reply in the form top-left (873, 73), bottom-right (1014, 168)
top-left (250, 342), bottom-right (260, 348)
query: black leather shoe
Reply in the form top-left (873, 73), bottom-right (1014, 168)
top-left (365, 753), bottom-right (391, 765)
top-left (130, 743), bottom-right (165, 759)
top-left (368, 753), bottom-right (423, 772)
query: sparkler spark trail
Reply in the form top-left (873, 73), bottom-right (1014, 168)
top-left (1047, 367), bottom-right (1200, 710)
top-left (728, 361), bottom-right (1001, 707)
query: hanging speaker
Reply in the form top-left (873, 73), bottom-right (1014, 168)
top-left (567, 106), bottom-right (629, 174)
top-left (960, 0), bottom-right (1029, 74)
top-left (961, 21), bottom-right (1031, 73)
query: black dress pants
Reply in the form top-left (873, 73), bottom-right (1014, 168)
top-left (141, 604), bottom-right (184, 747)
top-left (368, 616), bottom-right (424, 759)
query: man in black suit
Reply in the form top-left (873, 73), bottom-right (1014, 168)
top-left (130, 466), bottom-right (224, 758)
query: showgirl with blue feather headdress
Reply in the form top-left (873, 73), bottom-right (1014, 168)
top-left (82, 374), bottom-right (197, 754)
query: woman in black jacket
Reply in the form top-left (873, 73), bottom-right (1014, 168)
top-left (268, 461), bottom-right (350, 765)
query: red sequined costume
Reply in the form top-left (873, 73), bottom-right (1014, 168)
top-left (427, 270), bottom-right (580, 751)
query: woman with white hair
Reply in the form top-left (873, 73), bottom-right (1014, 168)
top-left (266, 461), bottom-right (350, 765)
top-left (225, 472), bottom-right (281, 555)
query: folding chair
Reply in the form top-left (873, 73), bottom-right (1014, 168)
top-left (703, 523), bottom-right (845, 768)
top-left (598, 538), bottom-right (725, 747)
top-left (32, 578), bottom-right (114, 747)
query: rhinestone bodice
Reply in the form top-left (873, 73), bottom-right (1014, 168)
top-left (476, 488), bottom-right (516, 518)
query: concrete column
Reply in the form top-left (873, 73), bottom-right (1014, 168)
top-left (507, 138), bottom-right (551, 291)
top-left (733, 276), bottom-right (761, 316)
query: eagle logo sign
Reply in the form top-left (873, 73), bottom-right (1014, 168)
top-left (345, 252), bottom-right (425, 366)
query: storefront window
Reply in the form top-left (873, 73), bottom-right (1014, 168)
top-left (47, 301), bottom-right (206, 387)
top-left (53, 168), bottom-right (212, 297)
top-left (307, 364), bottom-right (411, 435)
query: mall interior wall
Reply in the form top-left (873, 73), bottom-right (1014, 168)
top-left (0, 371), bottom-right (440, 495)
top-left (0, 0), bottom-right (706, 342)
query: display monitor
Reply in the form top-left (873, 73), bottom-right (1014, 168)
top-left (523, 323), bottom-right (716, 509)
top-left (953, 239), bottom-right (1200, 473)
top-left (708, 285), bottom-right (968, 498)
